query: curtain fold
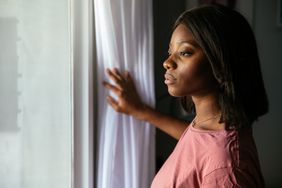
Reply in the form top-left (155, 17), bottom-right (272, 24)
top-left (94, 0), bottom-right (155, 187)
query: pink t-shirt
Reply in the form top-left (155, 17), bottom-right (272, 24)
top-left (151, 124), bottom-right (265, 188)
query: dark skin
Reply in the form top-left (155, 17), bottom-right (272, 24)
top-left (103, 24), bottom-right (224, 140)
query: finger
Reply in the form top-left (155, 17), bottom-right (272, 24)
top-left (106, 68), bottom-right (121, 82)
top-left (113, 68), bottom-right (124, 80)
top-left (124, 71), bottom-right (133, 83)
top-left (102, 81), bottom-right (121, 95)
top-left (106, 68), bottom-right (126, 86)
top-left (106, 96), bottom-right (120, 112)
top-left (108, 68), bottom-right (124, 81)
top-left (124, 71), bottom-right (137, 89)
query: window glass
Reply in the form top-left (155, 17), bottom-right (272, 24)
top-left (0, 1), bottom-right (72, 187)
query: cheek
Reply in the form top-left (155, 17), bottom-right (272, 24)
top-left (178, 62), bottom-right (216, 95)
top-left (180, 63), bottom-right (202, 86)
top-left (167, 66), bottom-right (199, 97)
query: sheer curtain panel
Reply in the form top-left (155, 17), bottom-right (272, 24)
top-left (94, 0), bottom-right (155, 188)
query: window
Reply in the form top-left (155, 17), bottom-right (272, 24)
top-left (0, 0), bottom-right (94, 187)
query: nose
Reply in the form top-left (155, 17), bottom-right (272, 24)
top-left (163, 58), bottom-right (177, 70)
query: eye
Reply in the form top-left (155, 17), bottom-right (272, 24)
top-left (179, 51), bottom-right (192, 57)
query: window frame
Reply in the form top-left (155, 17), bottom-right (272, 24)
top-left (70, 0), bottom-right (96, 187)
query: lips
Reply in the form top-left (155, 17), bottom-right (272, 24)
top-left (164, 73), bottom-right (177, 85)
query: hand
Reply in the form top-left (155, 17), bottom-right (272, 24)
top-left (103, 68), bottom-right (187, 139)
top-left (103, 68), bottom-right (146, 118)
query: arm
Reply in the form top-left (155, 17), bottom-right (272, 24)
top-left (135, 105), bottom-right (188, 140)
top-left (103, 68), bottom-right (188, 140)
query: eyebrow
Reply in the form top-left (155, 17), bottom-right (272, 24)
top-left (176, 40), bottom-right (199, 47)
top-left (169, 40), bottom-right (200, 49)
top-left (177, 40), bottom-right (191, 44)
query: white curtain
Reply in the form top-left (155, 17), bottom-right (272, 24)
top-left (94, 0), bottom-right (155, 188)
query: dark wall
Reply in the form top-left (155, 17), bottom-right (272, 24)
top-left (152, 0), bottom-right (187, 172)
top-left (253, 0), bottom-right (282, 186)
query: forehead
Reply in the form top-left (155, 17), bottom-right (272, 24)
top-left (170, 24), bottom-right (199, 48)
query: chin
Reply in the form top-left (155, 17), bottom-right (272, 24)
top-left (167, 88), bottom-right (185, 97)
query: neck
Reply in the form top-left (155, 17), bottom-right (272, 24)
top-left (191, 91), bottom-right (225, 131)
top-left (192, 92), bottom-right (221, 118)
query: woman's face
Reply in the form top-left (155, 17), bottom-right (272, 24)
top-left (163, 24), bottom-right (217, 97)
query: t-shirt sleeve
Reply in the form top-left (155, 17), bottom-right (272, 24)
top-left (201, 167), bottom-right (240, 188)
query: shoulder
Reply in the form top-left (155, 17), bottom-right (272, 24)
top-left (188, 126), bottom-right (239, 161)
top-left (187, 127), bottom-right (240, 174)
top-left (203, 131), bottom-right (239, 173)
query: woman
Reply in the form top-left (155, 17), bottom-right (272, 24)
top-left (103, 4), bottom-right (268, 188)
